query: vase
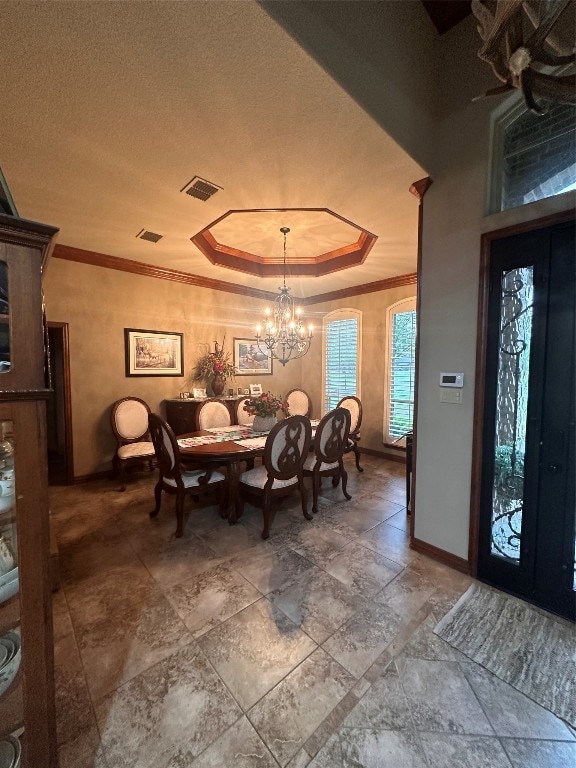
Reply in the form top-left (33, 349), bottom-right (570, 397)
top-left (252, 414), bottom-right (276, 433)
top-left (211, 374), bottom-right (226, 396)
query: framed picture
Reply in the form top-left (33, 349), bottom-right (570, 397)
top-left (192, 388), bottom-right (207, 399)
top-left (249, 383), bottom-right (262, 396)
top-left (243, 388), bottom-right (250, 396)
top-left (237, 387), bottom-right (244, 396)
top-left (234, 338), bottom-right (273, 376)
top-left (124, 328), bottom-right (183, 377)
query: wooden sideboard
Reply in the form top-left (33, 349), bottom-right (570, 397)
top-left (164, 397), bottom-right (243, 435)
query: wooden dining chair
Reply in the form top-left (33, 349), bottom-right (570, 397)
top-left (337, 395), bottom-right (364, 472)
top-left (235, 397), bottom-right (255, 426)
top-left (235, 415), bottom-right (312, 539)
top-left (148, 414), bottom-right (227, 537)
top-left (194, 398), bottom-right (232, 430)
top-left (110, 396), bottom-right (156, 491)
top-left (303, 406), bottom-right (351, 514)
top-left (285, 388), bottom-right (312, 417)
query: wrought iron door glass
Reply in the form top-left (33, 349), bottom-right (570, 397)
top-left (490, 266), bottom-right (534, 563)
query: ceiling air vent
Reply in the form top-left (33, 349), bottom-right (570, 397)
top-left (181, 176), bottom-right (222, 201)
top-left (136, 229), bottom-right (163, 243)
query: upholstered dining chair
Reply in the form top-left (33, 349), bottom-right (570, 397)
top-left (195, 398), bottom-right (232, 431)
top-left (303, 406), bottom-right (351, 514)
top-left (148, 414), bottom-right (227, 537)
top-left (235, 397), bottom-right (255, 426)
top-left (285, 388), bottom-right (312, 418)
top-left (337, 395), bottom-right (364, 472)
top-left (235, 415), bottom-right (312, 539)
top-left (110, 396), bottom-right (156, 491)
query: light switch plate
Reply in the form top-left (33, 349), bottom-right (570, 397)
top-left (440, 388), bottom-right (462, 404)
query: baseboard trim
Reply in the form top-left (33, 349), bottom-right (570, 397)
top-left (73, 470), bottom-right (110, 484)
top-left (410, 537), bottom-right (470, 574)
top-left (360, 447), bottom-right (405, 464)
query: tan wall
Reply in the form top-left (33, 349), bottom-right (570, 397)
top-left (43, 259), bottom-right (302, 477)
top-left (303, 283), bottom-right (417, 456)
top-left (43, 255), bottom-right (415, 477)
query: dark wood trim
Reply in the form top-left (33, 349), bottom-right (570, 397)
top-left (0, 389), bottom-right (51, 400)
top-left (411, 536), bottom-right (470, 574)
top-left (52, 245), bottom-right (280, 301)
top-left (47, 322), bottom-right (75, 484)
top-left (192, 223), bottom-right (377, 277)
top-left (303, 273), bottom-right (417, 305)
top-left (468, 208), bottom-right (576, 576)
top-left (360, 446), bottom-right (406, 464)
top-left (408, 177), bottom-right (433, 543)
top-left (52, 243), bottom-right (417, 305)
top-left (383, 442), bottom-right (406, 452)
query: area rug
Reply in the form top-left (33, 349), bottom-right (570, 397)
top-left (433, 582), bottom-right (575, 727)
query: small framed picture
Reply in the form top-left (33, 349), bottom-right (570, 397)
top-left (228, 388), bottom-right (235, 397)
top-left (192, 388), bottom-right (207, 399)
top-left (233, 338), bottom-right (273, 376)
top-left (237, 387), bottom-right (244, 396)
top-left (249, 383), bottom-right (263, 396)
top-left (243, 388), bottom-right (250, 396)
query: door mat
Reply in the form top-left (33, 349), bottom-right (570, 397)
top-left (434, 582), bottom-right (575, 727)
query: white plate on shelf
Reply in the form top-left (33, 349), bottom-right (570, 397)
top-left (0, 567), bottom-right (19, 606)
top-left (0, 734), bottom-right (21, 768)
top-left (0, 632), bottom-right (20, 696)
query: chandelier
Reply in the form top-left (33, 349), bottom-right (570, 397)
top-left (255, 227), bottom-right (313, 366)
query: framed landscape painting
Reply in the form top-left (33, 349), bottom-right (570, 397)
top-left (233, 338), bottom-right (273, 376)
top-left (124, 328), bottom-right (184, 377)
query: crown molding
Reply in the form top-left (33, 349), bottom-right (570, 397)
top-left (302, 272), bottom-right (417, 306)
top-left (52, 244), bottom-right (417, 305)
top-left (51, 244), bottom-right (279, 301)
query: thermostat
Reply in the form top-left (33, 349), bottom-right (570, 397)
top-left (439, 372), bottom-right (464, 388)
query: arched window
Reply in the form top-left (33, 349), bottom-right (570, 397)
top-left (384, 297), bottom-right (416, 445)
top-left (490, 99), bottom-right (576, 213)
top-left (322, 309), bottom-right (361, 413)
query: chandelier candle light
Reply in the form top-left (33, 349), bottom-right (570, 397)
top-left (255, 227), bottom-right (313, 367)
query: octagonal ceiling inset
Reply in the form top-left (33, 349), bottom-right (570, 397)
top-left (191, 208), bottom-right (377, 277)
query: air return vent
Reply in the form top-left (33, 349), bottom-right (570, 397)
top-left (181, 176), bottom-right (222, 201)
top-left (136, 229), bottom-right (163, 243)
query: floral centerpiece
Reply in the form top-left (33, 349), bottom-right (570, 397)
top-left (193, 340), bottom-right (235, 395)
top-left (244, 392), bottom-right (290, 432)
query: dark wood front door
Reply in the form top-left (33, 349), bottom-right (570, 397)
top-left (478, 219), bottom-right (575, 620)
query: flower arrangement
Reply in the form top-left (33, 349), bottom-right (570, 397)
top-left (193, 340), bottom-right (236, 382)
top-left (244, 392), bottom-right (290, 418)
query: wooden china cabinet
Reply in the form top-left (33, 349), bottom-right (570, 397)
top-left (0, 211), bottom-right (59, 767)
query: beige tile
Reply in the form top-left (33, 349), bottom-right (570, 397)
top-left (96, 642), bottom-right (242, 768)
top-left (230, 546), bottom-right (315, 595)
top-left (198, 598), bottom-right (317, 710)
top-left (323, 541), bottom-right (403, 597)
top-left (308, 727), bottom-right (428, 768)
top-left (248, 648), bottom-right (355, 766)
top-left (267, 565), bottom-right (368, 644)
top-left (397, 657), bottom-right (494, 735)
top-left (502, 738), bottom-right (576, 768)
top-left (165, 562), bottom-right (261, 637)
top-left (420, 734), bottom-right (513, 768)
top-left (181, 717), bottom-right (277, 767)
top-left (66, 565), bottom-right (192, 700)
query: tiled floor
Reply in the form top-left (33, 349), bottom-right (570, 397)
top-left (50, 456), bottom-right (575, 768)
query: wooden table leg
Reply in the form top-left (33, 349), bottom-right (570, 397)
top-left (226, 458), bottom-right (241, 524)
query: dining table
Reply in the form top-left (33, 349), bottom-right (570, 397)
top-left (176, 425), bottom-right (268, 524)
top-left (176, 420), bottom-right (321, 524)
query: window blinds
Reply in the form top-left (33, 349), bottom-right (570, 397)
top-left (389, 310), bottom-right (416, 439)
top-left (324, 317), bottom-right (358, 412)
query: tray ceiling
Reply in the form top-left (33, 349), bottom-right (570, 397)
top-left (0, 1), bottom-right (428, 299)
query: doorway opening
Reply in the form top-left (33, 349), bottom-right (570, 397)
top-left (46, 322), bottom-right (74, 484)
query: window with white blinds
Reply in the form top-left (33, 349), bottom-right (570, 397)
top-left (385, 298), bottom-right (417, 444)
top-left (323, 310), bottom-right (360, 413)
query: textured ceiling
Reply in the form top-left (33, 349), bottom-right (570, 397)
top-left (0, 1), bottom-right (427, 298)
